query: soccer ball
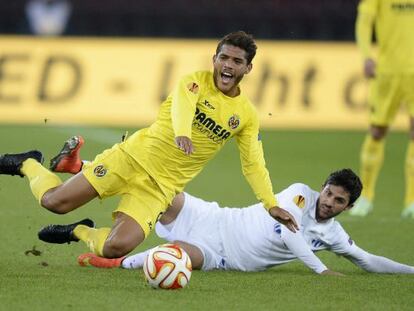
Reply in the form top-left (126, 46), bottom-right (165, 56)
top-left (143, 243), bottom-right (192, 289)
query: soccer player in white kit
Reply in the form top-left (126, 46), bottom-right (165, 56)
top-left (78, 169), bottom-right (414, 275)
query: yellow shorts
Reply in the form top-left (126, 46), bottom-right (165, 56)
top-left (83, 143), bottom-right (171, 237)
top-left (369, 74), bottom-right (414, 126)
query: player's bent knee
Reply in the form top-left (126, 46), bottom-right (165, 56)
top-left (103, 237), bottom-right (135, 258)
top-left (173, 240), bottom-right (204, 270)
top-left (40, 193), bottom-right (73, 214)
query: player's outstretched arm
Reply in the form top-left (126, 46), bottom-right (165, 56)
top-left (344, 247), bottom-right (414, 274)
top-left (281, 226), bottom-right (329, 274)
top-left (355, 1), bottom-right (376, 78)
top-left (171, 74), bottom-right (200, 154)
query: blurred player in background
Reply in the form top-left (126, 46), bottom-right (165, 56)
top-left (77, 169), bottom-right (414, 275)
top-left (351, 0), bottom-right (414, 217)
top-left (25, 0), bottom-right (72, 36)
top-left (0, 31), bottom-right (297, 259)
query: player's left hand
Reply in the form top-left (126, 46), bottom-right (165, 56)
top-left (269, 206), bottom-right (299, 233)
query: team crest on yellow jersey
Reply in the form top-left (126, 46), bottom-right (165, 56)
top-left (228, 114), bottom-right (240, 129)
top-left (93, 165), bottom-right (107, 177)
top-left (293, 195), bottom-right (305, 209)
top-left (187, 82), bottom-right (199, 94)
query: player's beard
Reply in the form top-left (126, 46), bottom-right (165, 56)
top-left (213, 69), bottom-right (243, 96)
top-left (316, 200), bottom-right (340, 221)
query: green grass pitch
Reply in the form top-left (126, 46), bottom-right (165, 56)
top-left (0, 124), bottom-right (413, 310)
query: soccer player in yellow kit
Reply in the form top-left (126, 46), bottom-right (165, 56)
top-left (351, 0), bottom-right (414, 217)
top-left (0, 31), bottom-right (297, 258)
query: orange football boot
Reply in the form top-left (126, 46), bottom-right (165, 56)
top-left (50, 136), bottom-right (84, 174)
top-left (78, 253), bottom-right (125, 268)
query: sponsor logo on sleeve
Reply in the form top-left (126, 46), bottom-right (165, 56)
top-left (187, 82), bottom-right (199, 94)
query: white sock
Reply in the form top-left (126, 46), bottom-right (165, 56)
top-left (121, 249), bottom-right (152, 269)
top-left (161, 219), bottom-right (175, 231)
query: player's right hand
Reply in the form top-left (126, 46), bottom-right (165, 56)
top-left (364, 58), bottom-right (376, 78)
top-left (269, 206), bottom-right (299, 233)
top-left (175, 136), bottom-right (194, 155)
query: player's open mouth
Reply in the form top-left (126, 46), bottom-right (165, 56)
top-left (221, 72), bottom-right (234, 84)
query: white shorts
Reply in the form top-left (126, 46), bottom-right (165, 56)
top-left (155, 193), bottom-right (226, 271)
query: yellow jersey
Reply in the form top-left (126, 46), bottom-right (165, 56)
top-left (121, 71), bottom-right (277, 209)
top-left (356, 0), bottom-right (414, 73)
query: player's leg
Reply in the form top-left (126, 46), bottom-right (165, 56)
top-left (352, 74), bottom-right (402, 216)
top-left (40, 146), bottom-right (167, 257)
top-left (74, 197), bottom-right (161, 258)
top-left (40, 198), bottom-right (147, 258)
top-left (0, 149), bottom-right (98, 213)
top-left (158, 192), bottom-right (185, 225)
top-left (38, 143), bottom-right (133, 248)
top-left (77, 193), bottom-right (186, 265)
top-left (61, 211), bottom-right (144, 258)
top-left (351, 125), bottom-right (387, 216)
top-left (38, 211), bottom-right (141, 258)
top-left (402, 88), bottom-right (414, 217)
top-left (77, 193), bottom-right (216, 269)
top-left (78, 247), bottom-right (152, 269)
top-left (78, 240), bottom-right (204, 270)
top-left (75, 171), bottom-right (168, 258)
top-left (76, 212), bottom-right (145, 258)
top-left (108, 195), bottom-right (203, 267)
top-left (40, 173), bottom-right (99, 214)
top-left (35, 174), bottom-right (102, 243)
top-left (103, 212), bottom-right (146, 257)
top-left (120, 240), bottom-right (203, 269)
top-left (173, 240), bottom-right (204, 269)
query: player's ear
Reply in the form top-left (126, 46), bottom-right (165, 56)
top-left (245, 63), bottom-right (253, 74)
top-left (213, 54), bottom-right (217, 63)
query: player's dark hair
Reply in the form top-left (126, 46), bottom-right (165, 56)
top-left (323, 169), bottom-right (363, 205)
top-left (216, 31), bottom-right (257, 64)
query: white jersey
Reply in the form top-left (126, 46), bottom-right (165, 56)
top-left (218, 183), bottom-right (340, 272)
top-left (155, 184), bottom-right (414, 274)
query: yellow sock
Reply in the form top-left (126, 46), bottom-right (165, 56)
top-left (73, 225), bottom-right (111, 257)
top-left (405, 141), bottom-right (414, 206)
top-left (21, 159), bottom-right (62, 204)
top-left (359, 135), bottom-right (385, 201)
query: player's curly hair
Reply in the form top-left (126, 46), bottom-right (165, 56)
top-left (323, 169), bottom-right (363, 205)
top-left (216, 31), bottom-right (257, 64)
